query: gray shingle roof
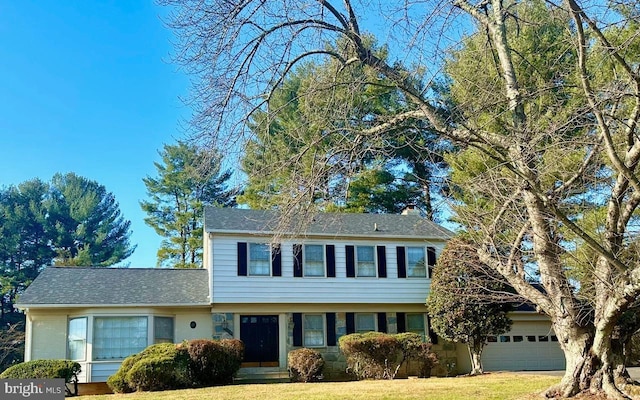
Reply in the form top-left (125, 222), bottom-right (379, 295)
top-left (16, 267), bottom-right (209, 307)
top-left (204, 207), bottom-right (453, 240)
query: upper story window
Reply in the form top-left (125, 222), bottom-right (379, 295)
top-left (356, 246), bottom-right (376, 277)
top-left (304, 244), bottom-right (325, 277)
top-left (397, 246), bottom-right (436, 278)
top-left (249, 243), bottom-right (271, 276)
top-left (407, 247), bottom-right (427, 277)
top-left (303, 314), bottom-right (325, 347)
top-left (238, 242), bottom-right (282, 277)
top-left (67, 317), bottom-right (87, 361)
top-left (346, 245), bottom-right (386, 278)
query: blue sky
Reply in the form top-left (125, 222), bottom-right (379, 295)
top-left (0, 1), bottom-right (190, 267)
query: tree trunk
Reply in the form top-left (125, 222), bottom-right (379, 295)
top-left (467, 339), bottom-right (484, 376)
top-left (543, 323), bottom-right (594, 398)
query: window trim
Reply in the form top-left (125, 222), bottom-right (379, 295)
top-left (406, 246), bottom-right (427, 278)
top-left (153, 316), bottom-right (175, 344)
top-left (67, 317), bottom-right (87, 361)
top-left (303, 244), bottom-right (326, 277)
top-left (356, 245), bottom-right (377, 278)
top-left (303, 314), bottom-right (326, 348)
top-left (248, 242), bottom-right (272, 277)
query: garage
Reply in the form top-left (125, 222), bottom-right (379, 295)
top-left (481, 319), bottom-right (565, 371)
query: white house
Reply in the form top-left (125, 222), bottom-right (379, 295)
top-left (15, 207), bottom-right (564, 382)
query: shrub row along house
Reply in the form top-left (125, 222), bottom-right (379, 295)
top-left (15, 207), bottom-right (565, 383)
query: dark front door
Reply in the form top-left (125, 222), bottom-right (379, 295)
top-left (240, 315), bottom-right (279, 367)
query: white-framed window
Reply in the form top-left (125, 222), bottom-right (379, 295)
top-left (356, 246), bottom-right (376, 277)
top-left (67, 317), bottom-right (87, 361)
top-left (303, 314), bottom-right (325, 347)
top-left (304, 244), bottom-right (325, 277)
top-left (355, 313), bottom-right (376, 333)
top-left (249, 243), bottom-right (271, 276)
top-left (93, 316), bottom-right (148, 360)
top-left (407, 247), bottom-right (427, 277)
top-left (406, 313), bottom-right (426, 340)
top-left (154, 317), bottom-right (175, 344)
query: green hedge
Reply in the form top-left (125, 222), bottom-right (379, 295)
top-left (107, 339), bottom-right (244, 393)
top-left (0, 359), bottom-right (81, 396)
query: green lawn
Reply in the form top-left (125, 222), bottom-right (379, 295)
top-left (81, 373), bottom-right (561, 400)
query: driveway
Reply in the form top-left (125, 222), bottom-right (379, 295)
top-left (518, 367), bottom-right (640, 380)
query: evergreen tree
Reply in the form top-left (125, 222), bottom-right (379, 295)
top-left (141, 141), bottom-right (235, 268)
top-left (426, 237), bottom-right (512, 375)
top-left (47, 173), bottom-right (135, 266)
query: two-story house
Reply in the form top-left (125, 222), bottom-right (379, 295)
top-left (15, 207), bottom-right (564, 383)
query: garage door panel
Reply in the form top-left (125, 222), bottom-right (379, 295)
top-left (482, 321), bottom-right (565, 371)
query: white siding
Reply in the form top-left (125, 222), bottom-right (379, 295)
top-left (210, 235), bottom-right (444, 304)
top-left (90, 362), bottom-right (121, 383)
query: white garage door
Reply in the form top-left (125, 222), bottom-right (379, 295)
top-left (482, 321), bottom-right (565, 371)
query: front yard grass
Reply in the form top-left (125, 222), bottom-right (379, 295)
top-left (81, 372), bottom-right (560, 400)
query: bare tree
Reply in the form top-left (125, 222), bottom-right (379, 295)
top-left (161, 0), bottom-right (640, 397)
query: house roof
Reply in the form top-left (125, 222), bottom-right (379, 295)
top-left (16, 267), bottom-right (210, 308)
top-left (204, 207), bottom-right (453, 240)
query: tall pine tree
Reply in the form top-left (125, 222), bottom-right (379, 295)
top-left (141, 141), bottom-right (235, 268)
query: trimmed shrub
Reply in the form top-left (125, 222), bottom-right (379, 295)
top-left (108, 339), bottom-right (244, 393)
top-left (339, 332), bottom-right (403, 380)
top-left (107, 343), bottom-right (189, 393)
top-left (186, 338), bottom-right (244, 386)
top-left (288, 348), bottom-right (324, 382)
top-left (126, 356), bottom-right (180, 392)
top-left (0, 359), bottom-right (81, 395)
top-left (394, 332), bottom-right (438, 377)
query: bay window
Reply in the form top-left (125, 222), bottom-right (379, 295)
top-left (93, 316), bottom-right (148, 360)
top-left (67, 317), bottom-right (87, 361)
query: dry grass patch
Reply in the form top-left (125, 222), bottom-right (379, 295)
top-left (81, 372), bottom-right (560, 400)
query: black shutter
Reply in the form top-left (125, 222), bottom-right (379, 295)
top-left (346, 245), bottom-right (355, 277)
top-left (293, 244), bottom-right (303, 277)
top-left (237, 242), bottom-right (247, 276)
top-left (396, 312), bottom-right (406, 333)
top-left (271, 244), bottom-right (282, 277)
top-left (427, 247), bottom-right (437, 279)
top-left (293, 313), bottom-right (303, 346)
top-left (427, 317), bottom-right (439, 345)
top-left (377, 313), bottom-right (387, 333)
top-left (326, 313), bottom-right (337, 346)
top-left (346, 312), bottom-right (355, 334)
top-left (377, 246), bottom-right (387, 278)
top-left (326, 245), bottom-right (336, 277)
top-left (396, 246), bottom-right (407, 278)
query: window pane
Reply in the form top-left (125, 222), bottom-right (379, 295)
top-left (355, 313), bottom-right (375, 333)
top-left (304, 314), bottom-right (325, 347)
top-left (154, 317), bottom-right (174, 344)
top-left (406, 314), bottom-right (425, 336)
top-left (357, 246), bottom-right (376, 277)
top-left (93, 317), bottom-right (148, 360)
top-left (407, 247), bottom-right (426, 277)
top-left (304, 245), bottom-right (325, 277)
top-left (249, 243), bottom-right (270, 276)
top-left (67, 317), bottom-right (87, 361)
